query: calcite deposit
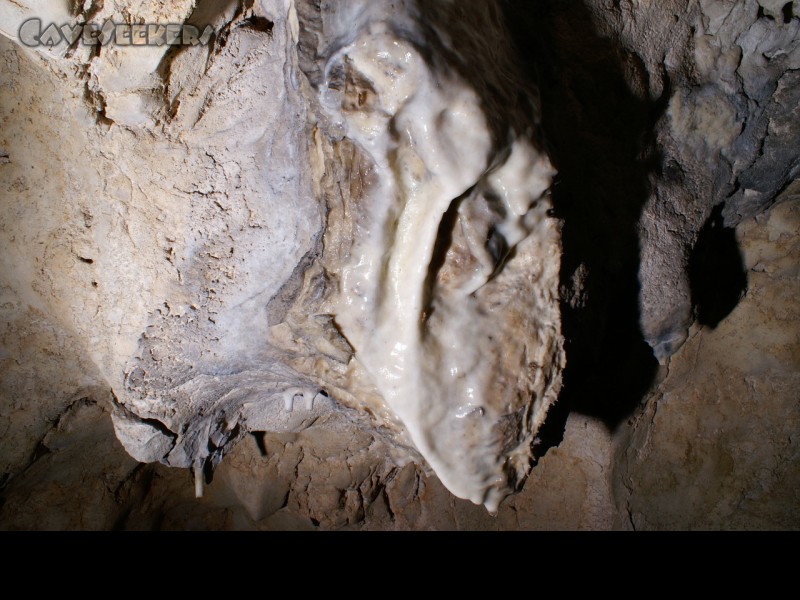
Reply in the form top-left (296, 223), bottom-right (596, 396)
top-left (297, 0), bottom-right (563, 510)
top-left (0, 0), bottom-right (798, 529)
top-left (0, 0), bottom-right (565, 513)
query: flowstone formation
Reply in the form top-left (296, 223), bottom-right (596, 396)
top-left (110, 0), bottom-right (564, 511)
top-left (296, 0), bottom-right (563, 510)
top-left (1, 0), bottom-right (798, 529)
top-left (0, 0), bottom-right (564, 513)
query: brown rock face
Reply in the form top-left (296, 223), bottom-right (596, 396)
top-left (615, 196), bottom-right (800, 530)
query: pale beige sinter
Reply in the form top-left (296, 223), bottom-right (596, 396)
top-left (317, 21), bottom-right (564, 511)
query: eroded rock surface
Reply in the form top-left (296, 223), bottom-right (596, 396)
top-left (1, 0), bottom-right (798, 529)
top-left (586, 0), bottom-right (799, 360)
top-left (1, 0), bottom-right (565, 513)
top-left (614, 195), bottom-right (800, 530)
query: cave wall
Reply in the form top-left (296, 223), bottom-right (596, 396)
top-left (0, 0), bottom-right (798, 529)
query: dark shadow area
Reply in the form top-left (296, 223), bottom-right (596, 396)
top-left (415, 0), bottom-right (548, 153)
top-left (689, 204), bottom-right (748, 328)
top-left (420, 188), bottom-right (470, 329)
top-left (203, 457), bottom-right (215, 486)
top-left (253, 431), bottom-right (268, 457)
top-left (0, 470), bottom-right (7, 515)
top-left (502, 0), bottom-right (663, 444)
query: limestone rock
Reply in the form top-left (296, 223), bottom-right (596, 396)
top-left (0, 0), bottom-right (565, 513)
top-left (509, 0), bottom-right (800, 363)
top-left (0, 0), bottom-right (798, 529)
top-left (614, 195), bottom-right (800, 530)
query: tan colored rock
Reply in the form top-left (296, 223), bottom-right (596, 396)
top-left (1, 0), bottom-right (798, 530)
top-left (614, 196), bottom-right (800, 530)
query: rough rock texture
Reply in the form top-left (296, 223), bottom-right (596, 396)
top-left (1, 0), bottom-right (569, 512)
top-left (0, 397), bottom-right (614, 530)
top-left (503, 0), bottom-right (800, 435)
top-left (589, 0), bottom-right (799, 360)
top-left (1, 0), bottom-right (798, 529)
top-left (614, 194), bottom-right (800, 530)
top-left (0, 2), bottom-right (323, 482)
top-left (512, 0), bottom-right (800, 363)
